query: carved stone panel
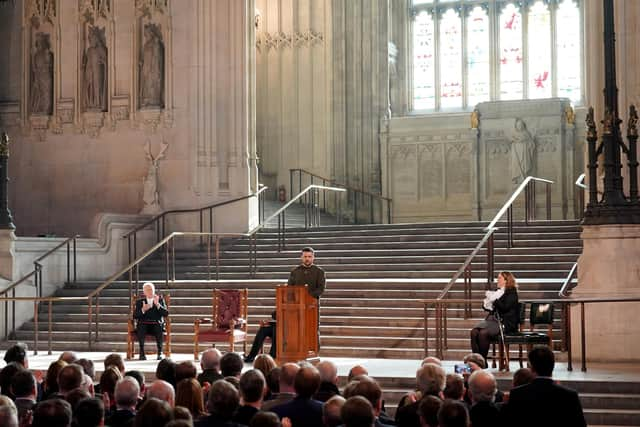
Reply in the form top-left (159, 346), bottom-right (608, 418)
top-left (446, 143), bottom-right (472, 196)
top-left (418, 144), bottom-right (443, 200)
top-left (390, 145), bottom-right (418, 200)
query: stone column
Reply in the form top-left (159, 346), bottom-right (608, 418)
top-left (0, 133), bottom-right (15, 280)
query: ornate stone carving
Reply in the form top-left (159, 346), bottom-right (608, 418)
top-left (29, 32), bottom-right (54, 115)
top-left (28, 115), bottom-right (50, 140)
top-left (81, 0), bottom-right (111, 20)
top-left (81, 111), bottom-right (105, 138)
top-left (139, 23), bottom-right (165, 109)
top-left (141, 137), bottom-right (169, 214)
top-left (83, 26), bottom-right (108, 112)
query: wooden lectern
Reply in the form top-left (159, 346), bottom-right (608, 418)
top-left (275, 285), bottom-right (319, 363)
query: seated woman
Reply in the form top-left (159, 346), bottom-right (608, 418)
top-left (469, 271), bottom-right (519, 359)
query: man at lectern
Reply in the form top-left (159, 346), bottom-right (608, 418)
top-left (243, 247), bottom-right (325, 363)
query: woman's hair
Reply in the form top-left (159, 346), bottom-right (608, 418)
top-left (253, 354), bottom-right (277, 378)
top-left (99, 366), bottom-right (122, 401)
top-left (499, 271), bottom-right (517, 289)
top-left (45, 360), bottom-right (67, 395)
top-left (175, 378), bottom-right (205, 417)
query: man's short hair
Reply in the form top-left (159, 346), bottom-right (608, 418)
top-left (342, 376), bottom-right (382, 409)
top-left (156, 358), bottom-right (177, 386)
top-left (3, 343), bottom-right (27, 366)
top-left (104, 353), bottom-right (125, 373)
top-left (200, 348), bottom-right (222, 371)
top-left (463, 353), bottom-right (486, 370)
top-left (302, 247), bottom-right (315, 254)
top-left (115, 377), bottom-right (140, 407)
top-left (239, 369), bottom-right (265, 403)
top-left (146, 380), bottom-right (175, 406)
top-left (437, 399), bottom-right (469, 427)
top-left (443, 373), bottom-right (465, 400)
top-left (512, 367), bottom-right (535, 388)
top-left (65, 388), bottom-right (91, 411)
top-left (31, 399), bottom-right (72, 427)
top-left (249, 411), bottom-right (281, 427)
top-left (416, 363), bottom-right (446, 396)
top-left (341, 396), bottom-right (374, 427)
top-left (136, 397), bottom-right (173, 427)
top-left (175, 361), bottom-right (197, 383)
top-left (0, 405), bottom-right (17, 427)
top-left (279, 363), bottom-right (299, 389)
top-left (124, 370), bottom-right (145, 390)
top-left (323, 395), bottom-right (346, 427)
top-left (58, 352), bottom-right (78, 364)
top-left (528, 345), bottom-right (555, 377)
top-left (207, 380), bottom-right (239, 419)
top-left (294, 366), bottom-right (321, 398)
top-left (317, 360), bottom-right (338, 383)
top-left (468, 370), bottom-right (497, 403)
top-left (220, 352), bottom-right (243, 377)
top-left (266, 366), bottom-right (281, 394)
top-left (418, 395), bottom-right (442, 427)
top-left (0, 362), bottom-right (25, 399)
top-left (76, 359), bottom-right (95, 380)
top-left (57, 364), bottom-right (84, 394)
top-left (143, 282), bottom-right (156, 293)
top-left (10, 369), bottom-right (35, 398)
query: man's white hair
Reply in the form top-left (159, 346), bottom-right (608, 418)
top-left (143, 282), bottom-right (155, 292)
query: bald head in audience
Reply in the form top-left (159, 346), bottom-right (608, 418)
top-left (347, 365), bottom-right (368, 382)
top-left (146, 379), bottom-right (175, 407)
top-left (317, 360), bottom-right (339, 385)
top-left (294, 366), bottom-right (321, 398)
top-left (58, 351), bottom-right (77, 364)
top-left (468, 370), bottom-right (497, 404)
top-left (115, 377), bottom-right (140, 410)
top-left (57, 364), bottom-right (84, 396)
top-left (421, 356), bottom-right (442, 367)
top-left (279, 363), bottom-right (300, 393)
top-left (416, 363), bottom-right (446, 398)
top-left (200, 348), bottom-right (222, 371)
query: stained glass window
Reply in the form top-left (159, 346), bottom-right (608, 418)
top-left (467, 6), bottom-right (490, 107)
top-left (440, 8), bottom-right (463, 109)
top-left (413, 11), bottom-right (436, 110)
top-left (410, 0), bottom-right (584, 112)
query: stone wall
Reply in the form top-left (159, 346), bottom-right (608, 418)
top-left (0, 0), bottom-right (258, 237)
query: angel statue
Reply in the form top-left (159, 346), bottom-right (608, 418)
top-left (141, 138), bottom-right (169, 214)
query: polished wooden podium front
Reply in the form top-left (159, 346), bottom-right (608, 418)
top-left (275, 285), bottom-right (319, 363)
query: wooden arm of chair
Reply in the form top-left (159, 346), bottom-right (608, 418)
top-left (127, 319), bottom-right (135, 334)
top-left (195, 318), bottom-right (214, 326)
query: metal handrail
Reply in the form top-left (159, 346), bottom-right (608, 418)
top-left (559, 263), bottom-right (578, 297)
top-left (290, 169), bottom-right (393, 224)
top-left (438, 176), bottom-right (555, 304)
top-left (123, 186), bottom-right (268, 263)
top-left (575, 173), bottom-right (586, 189)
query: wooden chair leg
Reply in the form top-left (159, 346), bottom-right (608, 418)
top-left (230, 338), bottom-right (234, 352)
top-left (194, 340), bottom-right (199, 361)
top-left (518, 344), bottom-right (523, 368)
top-left (504, 344), bottom-right (510, 372)
top-left (491, 343), bottom-right (497, 369)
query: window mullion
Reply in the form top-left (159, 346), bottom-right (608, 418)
top-left (551, 0), bottom-right (559, 98)
top-left (435, 8), bottom-right (441, 111)
top-left (462, 5), bottom-right (469, 110)
top-left (491, 2), bottom-right (499, 101)
top-left (522, 2), bottom-right (529, 100)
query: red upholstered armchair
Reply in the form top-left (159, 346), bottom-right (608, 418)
top-left (193, 289), bottom-right (248, 360)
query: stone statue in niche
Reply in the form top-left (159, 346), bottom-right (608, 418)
top-left (141, 138), bottom-right (169, 214)
top-left (30, 32), bottom-right (54, 115)
top-left (83, 26), bottom-right (108, 112)
top-left (510, 118), bottom-right (536, 184)
top-left (139, 23), bottom-right (164, 109)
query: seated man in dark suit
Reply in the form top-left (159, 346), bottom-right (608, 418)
top-left (134, 282), bottom-right (169, 360)
top-left (10, 370), bottom-right (37, 422)
top-left (272, 366), bottom-right (324, 427)
top-left (502, 345), bottom-right (586, 427)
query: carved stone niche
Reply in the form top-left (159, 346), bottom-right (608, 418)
top-left (22, 0), bottom-right (59, 140)
top-left (77, 0), bottom-right (115, 137)
top-left (132, 0), bottom-right (173, 133)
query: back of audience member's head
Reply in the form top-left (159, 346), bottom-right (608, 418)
top-left (65, 388), bottom-right (91, 410)
top-left (528, 345), bottom-right (555, 377)
top-left (176, 378), bottom-right (205, 418)
top-left (347, 365), bottom-right (368, 382)
top-left (32, 398), bottom-right (72, 427)
top-left (437, 399), bottom-right (469, 427)
top-left (81, 374), bottom-right (95, 395)
top-left (99, 365), bottom-right (122, 399)
top-left (0, 362), bottom-right (24, 399)
top-left (58, 351), bottom-right (78, 364)
top-left (317, 360), bottom-right (339, 384)
top-left (341, 396), bottom-right (374, 427)
top-left (342, 376), bottom-right (382, 414)
top-left (3, 343), bottom-right (28, 367)
top-left (172, 405), bottom-right (194, 424)
top-left (0, 405), bottom-right (17, 427)
top-left (240, 369), bottom-right (266, 404)
top-left (279, 363), bottom-right (299, 392)
top-left (124, 370), bottom-right (145, 394)
top-left (266, 366), bottom-right (281, 394)
top-left (207, 380), bottom-right (239, 420)
top-left (76, 358), bottom-right (95, 380)
top-left (156, 358), bottom-right (177, 387)
top-left (224, 375), bottom-right (240, 389)
top-left (468, 370), bottom-right (497, 404)
top-left (416, 363), bottom-right (446, 397)
top-left (115, 376), bottom-right (140, 408)
top-left (175, 360), bottom-right (198, 383)
top-left (134, 397), bottom-right (173, 427)
top-left (294, 366), bottom-right (321, 398)
top-left (418, 395), bottom-right (442, 427)
top-left (443, 373), bottom-right (465, 400)
top-left (512, 367), bottom-right (535, 388)
top-left (165, 420), bottom-right (192, 427)
top-left (10, 367), bottom-right (36, 398)
top-left (0, 394), bottom-right (17, 412)
top-left (253, 354), bottom-right (277, 378)
top-left (147, 379), bottom-right (176, 407)
top-left (421, 356), bottom-right (442, 367)
top-left (104, 353), bottom-right (125, 374)
top-left (323, 395), bottom-right (346, 427)
top-left (45, 360), bottom-right (67, 395)
top-left (73, 397), bottom-right (103, 427)
top-left (462, 353), bottom-right (486, 371)
top-left (220, 352), bottom-right (243, 378)
top-left (249, 411), bottom-right (281, 427)
top-left (200, 348), bottom-right (222, 371)
top-left (58, 364), bottom-right (84, 395)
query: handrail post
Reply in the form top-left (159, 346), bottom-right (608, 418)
top-left (164, 240), bottom-right (169, 289)
top-left (199, 210), bottom-right (204, 246)
top-left (73, 237), bottom-right (77, 283)
top-left (424, 303), bottom-right (429, 357)
top-left (289, 170), bottom-right (294, 204)
top-left (215, 236), bottom-right (220, 281)
top-left (209, 208), bottom-right (213, 234)
top-left (207, 235), bottom-right (212, 281)
top-left (87, 297), bottom-right (92, 351)
top-left (298, 170), bottom-right (302, 203)
top-left (127, 235), bottom-right (132, 265)
top-left (507, 205), bottom-right (513, 248)
top-left (48, 301), bottom-right (52, 355)
top-left (11, 288), bottom-right (15, 338)
top-left (171, 238), bottom-right (176, 284)
top-left (532, 180), bottom-right (537, 221)
top-left (304, 192), bottom-right (309, 230)
top-left (354, 192), bottom-right (358, 224)
top-left (546, 182), bottom-right (552, 220)
top-left (486, 233), bottom-right (494, 289)
top-left (387, 200), bottom-right (392, 224)
top-left (464, 265), bottom-right (471, 319)
top-left (566, 302), bottom-right (573, 371)
top-left (66, 240), bottom-right (70, 284)
top-left (581, 302), bottom-right (586, 372)
top-left (33, 300), bottom-right (38, 355)
top-left (133, 233), bottom-right (137, 263)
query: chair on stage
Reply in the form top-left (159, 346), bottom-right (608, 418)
top-left (193, 289), bottom-right (248, 360)
top-left (490, 302), bottom-right (554, 371)
top-left (126, 293), bottom-right (171, 360)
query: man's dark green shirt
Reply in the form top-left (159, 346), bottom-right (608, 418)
top-left (287, 264), bottom-right (326, 298)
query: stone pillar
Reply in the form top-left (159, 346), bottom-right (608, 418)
top-left (0, 133), bottom-right (15, 280)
